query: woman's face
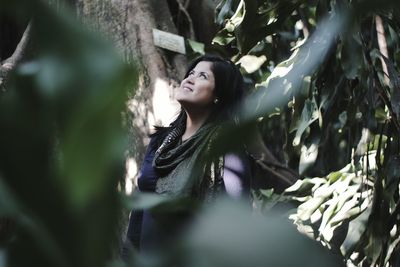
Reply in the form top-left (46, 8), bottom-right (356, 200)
top-left (176, 61), bottom-right (216, 110)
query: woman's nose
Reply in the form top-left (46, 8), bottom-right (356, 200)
top-left (185, 76), bottom-right (195, 84)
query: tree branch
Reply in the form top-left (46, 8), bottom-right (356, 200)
top-left (375, 15), bottom-right (390, 86)
top-left (183, 0), bottom-right (191, 10)
top-left (246, 128), bottom-right (299, 191)
top-left (175, 0), bottom-right (195, 39)
top-left (389, 198), bottom-right (400, 230)
top-left (0, 22), bottom-right (32, 90)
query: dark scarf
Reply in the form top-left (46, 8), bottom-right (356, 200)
top-left (153, 120), bottom-right (225, 200)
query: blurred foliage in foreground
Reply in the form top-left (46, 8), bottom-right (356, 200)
top-left (212, 0), bottom-right (400, 266)
top-left (0, 0), bottom-right (134, 266)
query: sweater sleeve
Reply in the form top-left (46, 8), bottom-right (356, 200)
top-left (223, 153), bottom-right (250, 199)
top-left (121, 136), bottom-right (160, 258)
top-left (137, 136), bottom-right (160, 192)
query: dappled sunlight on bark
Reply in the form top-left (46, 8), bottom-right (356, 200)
top-left (125, 157), bottom-right (138, 194)
top-left (152, 77), bottom-right (180, 127)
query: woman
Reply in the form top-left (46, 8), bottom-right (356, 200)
top-left (123, 55), bottom-right (251, 256)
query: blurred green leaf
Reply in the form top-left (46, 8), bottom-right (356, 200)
top-left (0, 1), bottom-right (137, 267)
top-left (183, 199), bottom-right (343, 267)
top-left (0, 177), bottom-right (67, 267)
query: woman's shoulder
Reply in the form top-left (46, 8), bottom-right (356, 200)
top-left (148, 126), bottom-right (170, 149)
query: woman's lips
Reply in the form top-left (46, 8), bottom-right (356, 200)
top-left (182, 85), bottom-right (193, 92)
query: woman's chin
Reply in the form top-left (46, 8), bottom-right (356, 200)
top-left (176, 97), bottom-right (191, 105)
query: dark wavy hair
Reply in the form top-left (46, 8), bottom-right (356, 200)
top-left (153, 54), bottom-right (245, 137)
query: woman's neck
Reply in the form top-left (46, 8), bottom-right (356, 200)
top-left (181, 110), bottom-right (211, 141)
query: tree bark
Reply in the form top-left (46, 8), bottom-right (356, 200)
top-left (187, 0), bottom-right (219, 45)
top-left (0, 22), bottom-right (31, 91)
top-left (375, 15), bottom-right (390, 86)
top-left (75, 0), bottom-right (188, 192)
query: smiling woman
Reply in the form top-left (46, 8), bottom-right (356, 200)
top-left (176, 61), bottom-right (217, 140)
top-left (176, 61), bottom-right (216, 107)
top-left (122, 54), bottom-right (250, 257)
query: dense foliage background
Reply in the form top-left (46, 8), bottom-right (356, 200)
top-left (0, 0), bottom-right (400, 266)
top-left (210, 0), bottom-right (400, 266)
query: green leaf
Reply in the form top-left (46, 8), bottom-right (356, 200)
top-left (318, 196), bottom-right (340, 242)
top-left (339, 34), bottom-right (363, 79)
top-left (186, 39), bottom-right (205, 55)
top-left (293, 99), bottom-right (319, 146)
top-left (327, 171), bottom-right (342, 184)
top-left (374, 107), bottom-right (388, 123)
top-left (299, 141), bottom-right (319, 175)
top-left (297, 196), bottom-right (326, 221)
top-left (384, 155), bottom-right (400, 196)
top-left (215, 0), bottom-right (236, 25)
top-left (329, 193), bottom-right (368, 226)
top-left (285, 177), bottom-right (327, 195)
top-left (212, 28), bottom-right (236, 45)
top-left (238, 55), bottom-right (267, 73)
top-left (341, 205), bottom-right (372, 256)
top-left (385, 232), bottom-right (400, 265)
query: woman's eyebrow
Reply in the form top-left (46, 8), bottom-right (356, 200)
top-left (199, 71), bottom-right (209, 77)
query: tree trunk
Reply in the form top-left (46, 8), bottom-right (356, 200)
top-left (74, 0), bottom-right (193, 192)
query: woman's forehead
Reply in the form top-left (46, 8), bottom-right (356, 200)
top-left (192, 61), bottom-right (213, 73)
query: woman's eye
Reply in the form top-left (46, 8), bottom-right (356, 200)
top-left (200, 73), bottom-right (207, 79)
